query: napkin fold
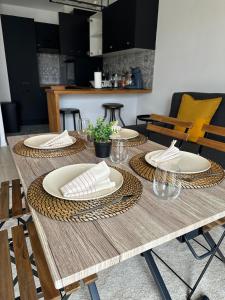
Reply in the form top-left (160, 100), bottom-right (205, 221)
top-left (60, 161), bottom-right (115, 198)
top-left (40, 130), bottom-right (74, 149)
top-left (151, 140), bottom-right (180, 164)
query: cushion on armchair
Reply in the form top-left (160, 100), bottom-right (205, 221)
top-left (175, 94), bottom-right (222, 142)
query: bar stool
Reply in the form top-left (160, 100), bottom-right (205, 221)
top-left (102, 103), bottom-right (125, 127)
top-left (60, 108), bottom-right (81, 130)
top-left (136, 114), bottom-right (152, 125)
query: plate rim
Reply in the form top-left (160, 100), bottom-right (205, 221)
top-left (145, 150), bottom-right (211, 174)
top-left (111, 128), bottom-right (139, 140)
top-left (24, 134), bottom-right (76, 150)
top-left (42, 163), bottom-right (124, 201)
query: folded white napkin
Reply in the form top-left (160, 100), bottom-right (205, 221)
top-left (151, 140), bottom-right (180, 164)
top-left (112, 125), bottom-right (122, 132)
top-left (60, 161), bottom-right (115, 198)
top-left (40, 130), bottom-right (74, 149)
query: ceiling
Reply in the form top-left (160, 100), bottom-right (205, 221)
top-left (0, 0), bottom-right (63, 11)
top-left (0, 0), bottom-right (113, 11)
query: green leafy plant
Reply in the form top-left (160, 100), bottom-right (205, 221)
top-left (87, 118), bottom-right (117, 143)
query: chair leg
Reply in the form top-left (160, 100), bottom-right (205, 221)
top-left (187, 229), bottom-right (225, 299)
top-left (118, 108), bottom-right (125, 127)
top-left (203, 232), bottom-right (225, 263)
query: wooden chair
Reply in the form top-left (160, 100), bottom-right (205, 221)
top-left (0, 179), bottom-right (30, 229)
top-left (147, 114), bottom-right (193, 142)
top-left (0, 222), bottom-right (99, 300)
top-left (196, 124), bottom-right (225, 232)
top-left (179, 124), bottom-right (225, 262)
top-left (197, 124), bottom-right (225, 153)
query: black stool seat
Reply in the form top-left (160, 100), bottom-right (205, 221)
top-left (102, 103), bottom-right (125, 126)
top-left (136, 114), bottom-right (151, 125)
top-left (103, 103), bottom-right (124, 109)
top-left (60, 108), bottom-right (80, 114)
top-left (60, 108), bottom-right (81, 130)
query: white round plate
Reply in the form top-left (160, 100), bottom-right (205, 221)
top-left (145, 150), bottom-right (211, 174)
top-left (24, 134), bottom-right (76, 150)
top-left (111, 128), bottom-right (139, 140)
top-left (42, 164), bottom-right (124, 201)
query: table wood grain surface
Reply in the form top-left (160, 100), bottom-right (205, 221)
top-left (7, 135), bottom-right (225, 289)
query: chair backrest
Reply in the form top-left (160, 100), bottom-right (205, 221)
top-left (169, 92), bottom-right (225, 127)
top-left (147, 114), bottom-right (193, 141)
top-left (197, 124), bottom-right (225, 152)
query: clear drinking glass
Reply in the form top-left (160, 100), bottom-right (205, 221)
top-left (153, 163), bottom-right (181, 200)
top-left (77, 118), bottom-right (90, 140)
top-left (110, 139), bottom-right (128, 164)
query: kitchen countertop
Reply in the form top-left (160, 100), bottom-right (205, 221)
top-left (46, 88), bottom-right (152, 95)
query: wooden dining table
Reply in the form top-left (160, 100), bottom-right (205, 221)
top-left (7, 134), bottom-right (225, 300)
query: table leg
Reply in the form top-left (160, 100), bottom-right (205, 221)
top-left (143, 250), bottom-right (172, 300)
top-left (88, 282), bottom-right (101, 300)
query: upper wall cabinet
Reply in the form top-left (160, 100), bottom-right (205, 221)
top-left (89, 12), bottom-right (102, 57)
top-left (103, 0), bottom-right (159, 54)
top-left (35, 22), bottom-right (59, 53)
top-left (59, 10), bottom-right (93, 56)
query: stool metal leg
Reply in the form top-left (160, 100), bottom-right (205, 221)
top-left (112, 109), bottom-right (116, 122)
top-left (103, 108), bottom-right (107, 122)
top-left (73, 113), bottom-right (76, 131)
top-left (118, 108), bottom-right (125, 127)
top-left (62, 113), bottom-right (65, 130)
top-left (109, 109), bottom-right (114, 122)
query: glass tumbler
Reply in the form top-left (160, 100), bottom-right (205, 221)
top-left (110, 139), bottom-right (128, 164)
top-left (153, 163), bottom-right (181, 200)
top-left (77, 118), bottom-right (90, 141)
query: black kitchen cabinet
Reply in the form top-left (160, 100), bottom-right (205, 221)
top-left (35, 22), bottom-right (59, 53)
top-left (1, 15), bottom-right (48, 125)
top-left (103, 0), bottom-right (159, 53)
top-left (59, 9), bottom-right (93, 56)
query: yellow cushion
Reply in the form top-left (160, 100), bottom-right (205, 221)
top-left (175, 94), bottom-right (222, 142)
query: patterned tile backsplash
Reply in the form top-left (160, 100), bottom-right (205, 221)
top-left (103, 49), bottom-right (155, 88)
top-left (37, 53), bottom-right (75, 85)
top-left (38, 50), bottom-right (155, 88)
top-left (37, 53), bottom-right (61, 84)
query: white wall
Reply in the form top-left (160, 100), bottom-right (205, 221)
top-left (0, 3), bottom-right (59, 24)
top-left (60, 94), bottom-right (138, 129)
top-left (0, 16), bottom-right (10, 146)
top-left (138, 0), bottom-right (225, 115)
top-left (0, 16), bottom-right (11, 103)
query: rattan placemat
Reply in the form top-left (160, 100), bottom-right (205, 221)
top-left (27, 167), bottom-right (143, 222)
top-left (125, 134), bottom-right (148, 147)
top-left (129, 152), bottom-right (225, 189)
top-left (13, 133), bottom-right (86, 158)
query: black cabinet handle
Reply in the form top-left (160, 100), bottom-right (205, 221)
top-left (109, 45), bottom-right (113, 49)
top-left (126, 41), bottom-right (131, 46)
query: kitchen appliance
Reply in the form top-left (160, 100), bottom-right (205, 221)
top-left (125, 67), bottom-right (144, 89)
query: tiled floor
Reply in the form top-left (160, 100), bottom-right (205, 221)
top-left (1, 147), bottom-right (225, 300)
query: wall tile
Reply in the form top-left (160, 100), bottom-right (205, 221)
top-left (103, 49), bottom-right (155, 88)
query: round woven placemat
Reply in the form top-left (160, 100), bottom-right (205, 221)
top-left (13, 133), bottom-right (86, 158)
top-left (27, 167), bottom-right (143, 222)
top-left (129, 152), bottom-right (225, 189)
top-left (125, 134), bottom-right (148, 147)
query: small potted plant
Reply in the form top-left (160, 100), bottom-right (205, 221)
top-left (87, 118), bottom-right (117, 158)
